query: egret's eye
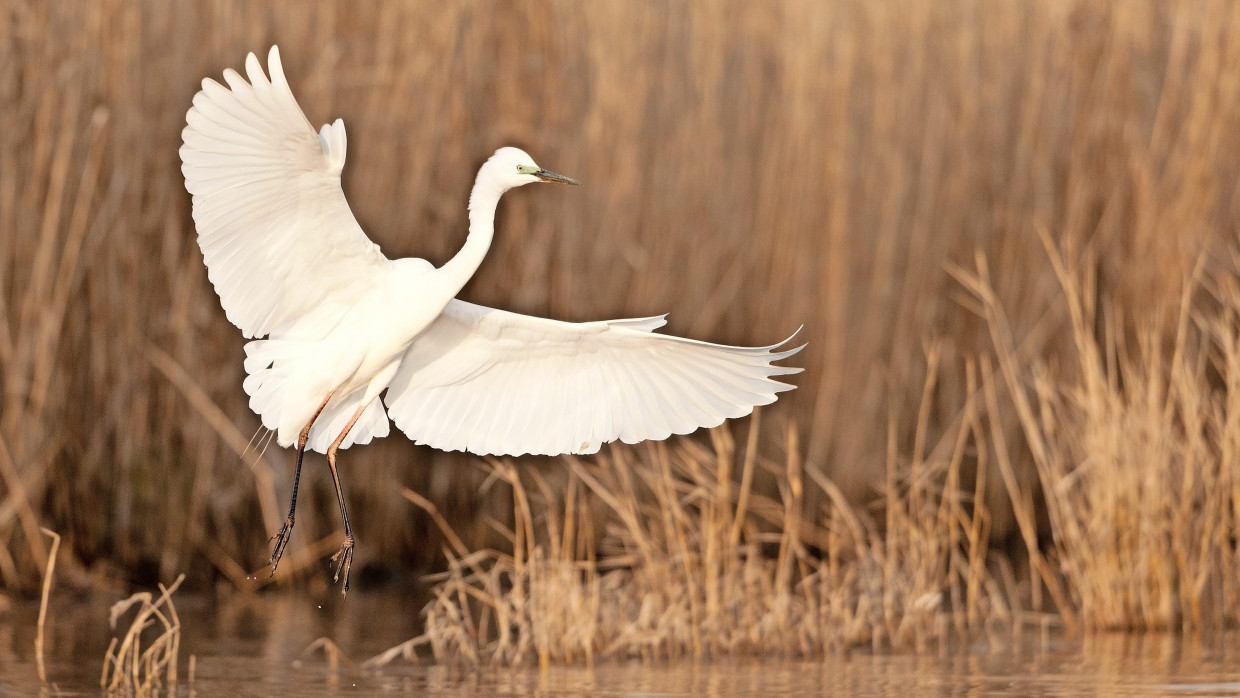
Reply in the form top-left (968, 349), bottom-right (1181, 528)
top-left (516, 164), bottom-right (537, 175)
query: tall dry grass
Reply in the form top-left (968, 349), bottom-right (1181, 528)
top-left (2, 0), bottom-right (1240, 638)
top-left (388, 385), bottom-right (1006, 664)
top-left (960, 238), bottom-right (1240, 631)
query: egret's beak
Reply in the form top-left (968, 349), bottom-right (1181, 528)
top-left (534, 168), bottom-right (581, 185)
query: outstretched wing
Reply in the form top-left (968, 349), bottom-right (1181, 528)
top-left (180, 46), bottom-right (387, 339)
top-left (384, 300), bottom-right (803, 457)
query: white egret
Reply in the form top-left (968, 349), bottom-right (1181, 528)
top-left (179, 46), bottom-right (802, 593)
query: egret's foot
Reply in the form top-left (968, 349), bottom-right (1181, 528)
top-left (268, 515), bottom-right (295, 576)
top-left (331, 534), bottom-right (355, 595)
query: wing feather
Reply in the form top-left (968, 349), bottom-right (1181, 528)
top-left (614, 356), bottom-right (663, 443)
top-left (642, 361), bottom-right (701, 436)
top-left (384, 300), bottom-right (803, 457)
top-left (180, 46), bottom-right (387, 339)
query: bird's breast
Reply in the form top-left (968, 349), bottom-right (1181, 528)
top-left (327, 263), bottom-right (452, 394)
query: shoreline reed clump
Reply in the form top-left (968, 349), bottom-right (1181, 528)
top-left (101, 574), bottom-right (187, 694)
top-left (961, 237), bottom-right (1240, 632)
top-left (389, 363), bottom-right (1008, 666)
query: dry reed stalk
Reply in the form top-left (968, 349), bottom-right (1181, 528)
top-left (101, 573), bottom-right (186, 694)
top-left (35, 527), bottom-right (60, 684)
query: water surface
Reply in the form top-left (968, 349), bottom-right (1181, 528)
top-left (3, 591), bottom-right (1239, 696)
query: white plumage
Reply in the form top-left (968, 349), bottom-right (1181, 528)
top-left (183, 50), bottom-right (385, 341)
top-left (385, 301), bottom-right (801, 457)
top-left (179, 46), bottom-right (802, 590)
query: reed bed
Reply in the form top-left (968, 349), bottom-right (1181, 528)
top-left (390, 373), bottom-right (1008, 664)
top-left (3, 0), bottom-right (1240, 644)
top-left (961, 239), bottom-right (1240, 631)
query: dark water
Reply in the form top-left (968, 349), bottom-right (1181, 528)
top-left (3, 591), bottom-right (1240, 696)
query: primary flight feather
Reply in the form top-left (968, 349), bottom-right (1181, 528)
top-left (180, 46), bottom-right (803, 592)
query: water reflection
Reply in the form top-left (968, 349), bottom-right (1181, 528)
top-left (2, 591), bottom-right (1239, 696)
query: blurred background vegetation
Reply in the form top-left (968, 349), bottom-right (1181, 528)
top-left (4, 0), bottom-right (1240, 630)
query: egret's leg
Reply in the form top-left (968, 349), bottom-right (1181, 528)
top-left (269, 391), bottom-right (333, 575)
top-left (325, 402), bottom-right (368, 594)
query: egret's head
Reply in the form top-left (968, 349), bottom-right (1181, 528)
top-left (482, 147), bottom-right (580, 192)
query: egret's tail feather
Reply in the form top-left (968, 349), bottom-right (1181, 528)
top-left (243, 339), bottom-right (330, 450)
top-left (243, 339), bottom-right (391, 454)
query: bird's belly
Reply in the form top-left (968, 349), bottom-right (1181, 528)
top-left (324, 284), bottom-right (448, 398)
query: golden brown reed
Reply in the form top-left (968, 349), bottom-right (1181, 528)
top-left (960, 237), bottom-right (1240, 632)
top-left (3, 0), bottom-right (1240, 642)
top-left (387, 391), bottom-right (1006, 664)
top-left (101, 573), bottom-right (186, 693)
top-left (35, 527), bottom-right (60, 683)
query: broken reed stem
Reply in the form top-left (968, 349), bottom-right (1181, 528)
top-left (35, 527), bottom-right (60, 684)
top-left (101, 573), bottom-right (186, 693)
top-left (302, 637), bottom-right (355, 675)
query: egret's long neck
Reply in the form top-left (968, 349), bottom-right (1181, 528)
top-left (438, 174), bottom-right (506, 296)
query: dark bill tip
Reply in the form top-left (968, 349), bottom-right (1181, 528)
top-left (534, 168), bottom-right (581, 185)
